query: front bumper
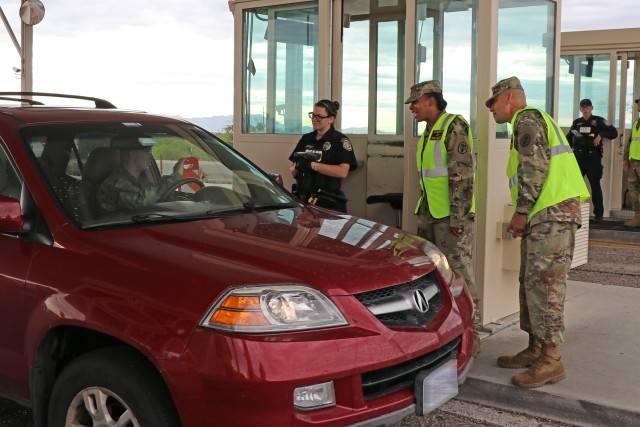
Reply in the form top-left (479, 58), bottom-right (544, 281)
top-left (158, 275), bottom-right (475, 426)
top-left (158, 313), bottom-right (473, 427)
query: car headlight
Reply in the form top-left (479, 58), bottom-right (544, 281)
top-left (201, 285), bottom-right (348, 333)
top-left (422, 240), bottom-right (453, 284)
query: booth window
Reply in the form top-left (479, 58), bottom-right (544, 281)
top-left (242, 5), bottom-right (319, 134)
top-left (341, 0), bottom-right (406, 137)
top-left (496, 0), bottom-right (557, 139)
top-left (558, 53), bottom-right (613, 127)
top-left (413, 0), bottom-right (477, 137)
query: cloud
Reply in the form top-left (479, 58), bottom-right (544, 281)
top-left (561, 0), bottom-right (639, 31)
top-left (0, 0), bottom-right (235, 117)
top-left (1, 0), bottom-right (638, 118)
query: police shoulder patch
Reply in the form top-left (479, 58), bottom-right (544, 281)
top-left (341, 138), bottom-right (353, 151)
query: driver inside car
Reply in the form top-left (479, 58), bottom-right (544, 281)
top-left (97, 135), bottom-right (185, 213)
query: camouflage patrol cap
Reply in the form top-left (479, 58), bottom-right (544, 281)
top-left (485, 76), bottom-right (523, 107)
top-left (404, 80), bottom-right (442, 104)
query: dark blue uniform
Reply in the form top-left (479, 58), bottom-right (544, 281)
top-left (566, 115), bottom-right (618, 219)
top-left (289, 126), bottom-right (357, 213)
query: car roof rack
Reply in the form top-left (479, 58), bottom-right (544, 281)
top-left (0, 96), bottom-right (44, 106)
top-left (0, 92), bottom-right (116, 109)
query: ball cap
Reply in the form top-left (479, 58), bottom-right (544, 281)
top-left (404, 80), bottom-right (442, 104)
top-left (579, 99), bottom-right (593, 107)
top-left (485, 76), bottom-right (523, 107)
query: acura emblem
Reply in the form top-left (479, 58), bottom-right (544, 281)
top-left (413, 289), bottom-right (430, 313)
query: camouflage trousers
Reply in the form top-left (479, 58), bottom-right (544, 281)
top-left (518, 221), bottom-right (577, 345)
top-left (627, 160), bottom-right (640, 210)
top-left (417, 207), bottom-right (480, 331)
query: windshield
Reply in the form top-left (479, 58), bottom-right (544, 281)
top-left (21, 121), bottom-right (297, 228)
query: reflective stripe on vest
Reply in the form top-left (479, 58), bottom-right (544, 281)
top-left (630, 120), bottom-right (640, 160)
top-left (506, 107), bottom-right (590, 221)
top-left (415, 113), bottom-right (476, 218)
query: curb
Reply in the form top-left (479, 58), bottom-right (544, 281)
top-left (589, 227), bottom-right (640, 245)
top-left (457, 376), bottom-right (640, 427)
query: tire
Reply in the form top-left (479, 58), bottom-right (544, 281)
top-left (47, 346), bottom-right (180, 427)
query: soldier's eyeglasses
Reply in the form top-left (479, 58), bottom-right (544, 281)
top-left (308, 112), bottom-right (330, 120)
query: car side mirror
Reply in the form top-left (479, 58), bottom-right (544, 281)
top-left (0, 196), bottom-right (24, 232)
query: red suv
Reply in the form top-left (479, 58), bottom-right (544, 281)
top-left (0, 92), bottom-right (474, 427)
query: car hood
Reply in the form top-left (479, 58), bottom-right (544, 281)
top-left (78, 206), bottom-right (437, 297)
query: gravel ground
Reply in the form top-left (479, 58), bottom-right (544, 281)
top-left (568, 241), bottom-right (640, 288)
top-left (398, 400), bottom-right (578, 427)
top-left (0, 398), bottom-right (33, 427)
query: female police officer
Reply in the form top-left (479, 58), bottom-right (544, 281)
top-left (288, 99), bottom-right (357, 213)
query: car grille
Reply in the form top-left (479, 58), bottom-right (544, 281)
top-left (354, 271), bottom-right (444, 327)
top-left (361, 337), bottom-right (460, 400)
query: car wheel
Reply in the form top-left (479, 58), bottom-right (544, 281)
top-left (47, 346), bottom-right (180, 427)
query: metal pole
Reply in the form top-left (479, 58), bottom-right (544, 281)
top-left (0, 6), bottom-right (21, 55)
top-left (21, 20), bottom-right (33, 92)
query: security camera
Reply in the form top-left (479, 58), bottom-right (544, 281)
top-left (12, 67), bottom-right (22, 73)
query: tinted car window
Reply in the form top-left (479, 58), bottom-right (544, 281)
top-left (20, 122), bottom-right (296, 228)
top-left (0, 145), bottom-right (22, 200)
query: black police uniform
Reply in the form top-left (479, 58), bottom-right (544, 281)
top-left (566, 114), bottom-right (618, 219)
top-left (288, 126), bottom-right (357, 213)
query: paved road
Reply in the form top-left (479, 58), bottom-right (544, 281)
top-left (0, 398), bottom-right (33, 427)
top-left (0, 397), bottom-right (577, 427)
top-left (2, 242), bottom-right (636, 426)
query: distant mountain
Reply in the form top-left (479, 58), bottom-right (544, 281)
top-left (177, 116), bottom-right (368, 135)
top-left (176, 115), bottom-right (232, 133)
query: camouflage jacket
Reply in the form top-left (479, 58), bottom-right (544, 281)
top-left (97, 166), bottom-right (181, 213)
top-left (512, 109), bottom-right (582, 227)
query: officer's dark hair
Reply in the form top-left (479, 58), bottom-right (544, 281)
top-left (315, 99), bottom-right (340, 117)
top-left (425, 93), bottom-right (448, 111)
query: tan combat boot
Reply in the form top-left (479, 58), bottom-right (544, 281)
top-left (511, 343), bottom-right (566, 388)
top-left (497, 335), bottom-right (541, 368)
top-left (472, 332), bottom-right (482, 356)
top-left (624, 211), bottom-right (640, 227)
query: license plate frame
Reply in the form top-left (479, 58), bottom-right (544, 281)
top-left (414, 357), bottom-right (459, 415)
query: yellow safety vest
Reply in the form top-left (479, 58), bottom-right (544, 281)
top-left (507, 107), bottom-right (590, 222)
top-left (415, 113), bottom-right (476, 218)
top-left (630, 120), bottom-right (640, 160)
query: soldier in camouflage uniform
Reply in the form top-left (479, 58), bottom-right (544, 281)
top-left (622, 98), bottom-right (640, 227)
top-left (97, 136), bottom-right (185, 213)
top-left (486, 76), bottom-right (590, 388)
top-left (405, 80), bottom-right (481, 356)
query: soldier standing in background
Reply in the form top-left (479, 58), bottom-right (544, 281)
top-left (486, 76), bottom-right (590, 388)
top-left (405, 80), bottom-right (481, 356)
top-left (622, 98), bottom-right (640, 227)
top-left (565, 99), bottom-right (618, 222)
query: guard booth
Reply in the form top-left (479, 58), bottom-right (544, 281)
top-left (560, 28), bottom-right (640, 220)
top-left (227, 0), bottom-right (571, 327)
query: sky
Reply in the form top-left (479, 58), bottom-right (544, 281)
top-left (0, 0), bottom-right (637, 119)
